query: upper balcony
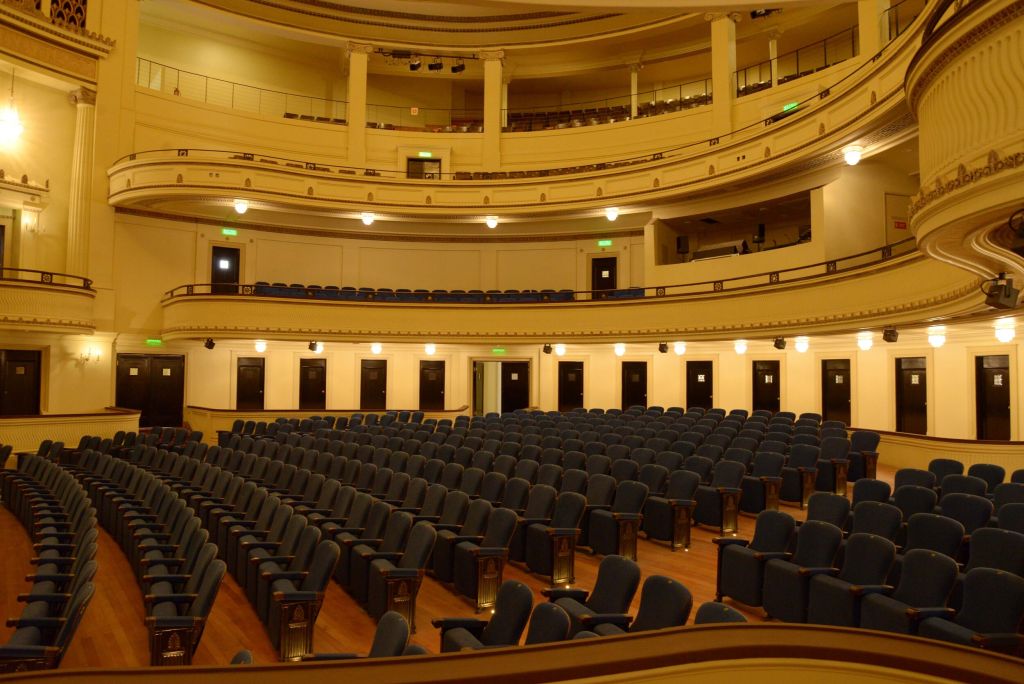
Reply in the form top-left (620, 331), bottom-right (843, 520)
top-left (0, 267), bottom-right (96, 334)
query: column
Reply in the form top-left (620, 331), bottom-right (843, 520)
top-left (858, 0), bottom-right (890, 57)
top-left (481, 51), bottom-right (504, 171)
top-left (66, 87), bottom-right (96, 277)
top-left (630, 65), bottom-right (640, 119)
top-left (769, 30), bottom-right (781, 87)
top-left (346, 43), bottom-right (372, 168)
top-left (707, 12), bottom-right (739, 138)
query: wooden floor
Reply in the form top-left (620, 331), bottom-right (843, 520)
top-left (0, 466), bottom-right (896, 668)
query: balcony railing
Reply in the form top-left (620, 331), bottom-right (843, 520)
top-left (163, 238), bottom-right (916, 304)
top-left (883, 0), bottom-right (926, 43)
top-left (0, 267), bottom-right (92, 289)
top-left (365, 104), bottom-right (484, 132)
top-left (135, 58), bottom-right (349, 122)
top-left (735, 26), bottom-right (859, 97)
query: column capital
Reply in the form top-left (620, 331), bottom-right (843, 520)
top-left (347, 42), bottom-right (375, 56)
top-left (479, 50), bottom-right (505, 61)
top-left (630, 63), bottom-right (644, 73)
top-left (68, 87), bottom-right (96, 106)
top-left (704, 12), bottom-right (742, 23)
top-left (768, 28), bottom-right (785, 41)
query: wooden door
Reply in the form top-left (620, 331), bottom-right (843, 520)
top-left (500, 362), bottom-right (530, 413)
top-left (0, 350), bottom-right (41, 416)
top-left (686, 360), bottom-right (713, 410)
top-left (360, 359), bottom-right (388, 411)
top-left (821, 359), bottom-right (851, 425)
top-left (419, 360), bottom-right (445, 411)
top-left (752, 360), bottom-right (781, 413)
top-left (895, 357), bottom-right (927, 434)
top-left (299, 358), bottom-right (327, 411)
top-left (976, 355), bottom-right (1010, 440)
top-left (558, 361), bottom-right (584, 412)
top-left (621, 361), bottom-right (647, 409)
top-left (236, 357), bottom-right (265, 411)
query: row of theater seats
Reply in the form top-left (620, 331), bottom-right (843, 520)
top-left (65, 451), bottom-right (229, 665)
top-left (502, 94), bottom-right (712, 133)
top-left (715, 506), bottom-right (1024, 656)
top-left (0, 454), bottom-right (96, 673)
top-left (245, 283), bottom-right (649, 303)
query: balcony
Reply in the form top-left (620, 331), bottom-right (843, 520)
top-left (0, 267), bottom-right (96, 334)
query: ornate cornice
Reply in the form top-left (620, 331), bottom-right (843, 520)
top-left (68, 87), bottom-right (96, 106)
top-left (909, 149), bottom-right (1024, 219)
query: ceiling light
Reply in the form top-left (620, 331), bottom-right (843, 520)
top-left (361, 212), bottom-right (376, 226)
top-left (424, 343), bottom-right (436, 356)
top-left (308, 341), bottom-right (324, 354)
top-left (370, 342), bottom-right (383, 354)
top-left (927, 326), bottom-right (946, 348)
top-left (613, 343), bottom-right (626, 357)
top-left (605, 207), bottom-right (620, 221)
top-left (773, 337), bottom-right (787, 350)
top-left (734, 340), bottom-right (748, 354)
top-left (451, 61), bottom-right (465, 74)
top-left (0, 68), bottom-right (23, 146)
top-left (673, 341), bottom-right (686, 356)
top-left (794, 336), bottom-right (810, 353)
top-left (995, 318), bottom-right (1016, 343)
top-left (409, 59), bottom-right (422, 71)
top-left (203, 338), bottom-right (215, 350)
top-left (542, 344), bottom-right (553, 355)
top-left (428, 59), bottom-right (443, 72)
top-left (254, 340), bottom-right (267, 353)
top-left (658, 342), bottom-right (668, 354)
top-left (233, 199), bottom-right (249, 214)
top-left (554, 343), bottom-right (566, 356)
top-left (857, 331), bottom-right (874, 351)
top-left (843, 145), bottom-right (863, 166)
top-left (485, 216), bottom-right (499, 229)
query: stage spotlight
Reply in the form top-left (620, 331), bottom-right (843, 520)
top-left (658, 342), bottom-right (668, 354)
top-left (428, 59), bottom-right (443, 72)
top-left (308, 341), bottom-right (324, 353)
top-left (542, 344), bottom-right (553, 354)
top-left (451, 60), bottom-right (465, 74)
top-left (984, 274), bottom-right (1020, 310)
top-left (882, 327), bottom-right (899, 343)
top-left (409, 58), bottom-right (422, 71)
top-left (773, 337), bottom-right (786, 350)
top-left (204, 338), bottom-right (215, 350)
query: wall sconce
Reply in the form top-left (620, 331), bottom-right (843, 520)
top-left (78, 346), bottom-right (100, 365)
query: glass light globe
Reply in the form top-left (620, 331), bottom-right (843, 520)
top-left (424, 343), bottom-right (436, 355)
top-left (613, 343), bottom-right (626, 356)
top-left (856, 332), bottom-right (873, 351)
top-left (554, 343), bottom-right (566, 356)
top-left (794, 336), bottom-right (810, 353)
top-left (254, 340), bottom-right (267, 353)
top-left (673, 341), bottom-right (686, 356)
top-left (370, 342), bottom-right (382, 354)
top-left (734, 340), bottom-right (747, 354)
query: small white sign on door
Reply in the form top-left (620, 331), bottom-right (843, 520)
top-left (162, 368), bottom-right (172, 376)
top-left (129, 368), bottom-right (139, 376)
top-left (765, 375), bottom-right (774, 384)
top-left (911, 374), bottom-right (920, 385)
top-left (511, 373), bottom-right (519, 380)
top-left (14, 366), bottom-right (24, 375)
top-left (995, 374), bottom-right (1004, 387)
top-left (836, 375), bottom-right (844, 384)
top-left (697, 374), bottom-right (706, 383)
top-left (601, 271), bottom-right (610, 278)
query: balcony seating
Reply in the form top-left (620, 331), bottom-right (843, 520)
top-left (859, 548), bottom-right (959, 635)
top-left (714, 510), bottom-right (796, 606)
top-left (916, 568), bottom-right (1024, 656)
top-left (452, 508), bottom-right (519, 611)
top-left (762, 520), bottom-right (843, 623)
top-left (433, 580), bottom-right (533, 652)
top-left (542, 555), bottom-right (640, 636)
top-left (805, 533), bottom-right (897, 627)
top-left (582, 575), bottom-right (692, 636)
top-left (365, 522), bottom-right (437, 627)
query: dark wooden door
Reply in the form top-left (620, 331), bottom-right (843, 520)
top-left (821, 359), bottom-right (851, 425)
top-left (558, 361), bottom-right (584, 412)
top-left (211, 245), bottom-right (240, 294)
top-left (360, 359), bottom-right (387, 411)
top-left (621, 361), bottom-right (647, 409)
top-left (591, 256), bottom-right (617, 296)
top-left (115, 354), bottom-right (185, 427)
top-left (0, 350), bottom-right (41, 416)
top-left (976, 355), bottom-right (1010, 440)
top-left (895, 357), bottom-right (927, 434)
top-left (419, 360), bottom-right (445, 411)
top-left (299, 358), bottom-right (327, 411)
top-left (686, 360), bottom-right (713, 410)
top-left (500, 362), bottom-right (530, 413)
top-left (752, 360), bottom-right (781, 413)
top-left (236, 357), bottom-right (265, 411)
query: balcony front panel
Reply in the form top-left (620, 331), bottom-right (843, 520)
top-left (0, 278), bottom-right (96, 334)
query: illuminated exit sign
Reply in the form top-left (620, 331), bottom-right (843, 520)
top-left (597, 239), bottom-right (613, 247)
top-left (221, 228), bottom-right (238, 236)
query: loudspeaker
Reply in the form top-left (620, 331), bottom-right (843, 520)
top-left (658, 343), bottom-right (669, 354)
top-left (773, 337), bottom-right (786, 350)
top-left (676, 236), bottom-right (690, 255)
top-left (986, 281), bottom-right (1020, 310)
top-left (882, 328), bottom-right (899, 343)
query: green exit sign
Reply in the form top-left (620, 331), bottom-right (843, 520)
top-left (782, 102), bottom-right (799, 112)
top-left (597, 239), bottom-right (613, 247)
top-left (221, 227), bottom-right (238, 236)
top-left (491, 347), bottom-right (506, 355)
top-left (145, 338), bottom-right (163, 347)
top-left (418, 151), bottom-right (433, 158)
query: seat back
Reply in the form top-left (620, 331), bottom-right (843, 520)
top-left (852, 479), bottom-right (892, 505)
top-left (892, 548), bottom-right (959, 607)
top-left (586, 555), bottom-right (641, 614)
top-left (693, 601), bottom-right (747, 624)
top-left (550, 492), bottom-right (587, 528)
top-left (611, 480), bottom-right (648, 514)
top-left (709, 460), bottom-right (746, 488)
top-left (929, 458), bottom-right (964, 482)
top-left (893, 485), bottom-right (938, 520)
top-left (939, 492), bottom-right (993, 534)
top-left (480, 507), bottom-right (518, 547)
top-left (481, 580), bottom-right (533, 646)
top-left (850, 501), bottom-right (902, 540)
top-left (398, 522), bottom-right (437, 569)
top-left (805, 493), bottom-right (851, 528)
top-left (967, 463), bottom-right (1005, 492)
top-left (524, 603), bottom-right (571, 644)
top-left (368, 611), bottom-right (410, 657)
top-left (436, 490), bottom-right (470, 526)
top-left (999, 503), bottom-right (1024, 534)
top-left (630, 575), bottom-right (693, 632)
top-left (839, 533), bottom-right (895, 584)
top-left (965, 527), bottom-right (1024, 574)
top-left (955, 568), bottom-right (1024, 634)
top-left (749, 510), bottom-right (796, 552)
top-left (461, 499), bottom-right (492, 536)
top-left (791, 520), bottom-right (842, 567)
top-left (904, 512), bottom-right (964, 557)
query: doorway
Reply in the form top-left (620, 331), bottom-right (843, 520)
top-left (211, 245), bottom-right (240, 294)
top-left (501, 362), bottom-right (530, 413)
top-left (752, 360), bottom-right (781, 413)
top-left (299, 358), bottom-right (327, 411)
top-left (360, 359), bottom-right (387, 411)
top-left (686, 360), bottom-right (714, 410)
top-left (0, 350), bottom-right (41, 416)
top-left (419, 360), bottom-right (445, 411)
top-left (407, 158), bottom-right (441, 180)
top-left (895, 357), bottom-right (927, 434)
top-left (976, 355), bottom-right (1010, 440)
top-left (236, 357), bottom-right (265, 411)
top-left (821, 359), bottom-right (851, 425)
top-left (558, 361), bottom-right (584, 412)
top-left (591, 256), bottom-right (617, 297)
top-left (473, 360), bottom-right (531, 414)
top-left (115, 354), bottom-right (185, 427)
top-left (621, 361), bottom-right (647, 409)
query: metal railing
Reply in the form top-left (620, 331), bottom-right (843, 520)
top-left (163, 238), bottom-right (916, 304)
top-left (0, 267), bottom-right (93, 289)
top-left (735, 26), bottom-right (859, 97)
top-left (135, 58), bottom-right (349, 122)
top-left (883, 0), bottom-right (925, 43)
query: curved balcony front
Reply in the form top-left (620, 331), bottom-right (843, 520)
top-left (0, 268), bottom-right (96, 334)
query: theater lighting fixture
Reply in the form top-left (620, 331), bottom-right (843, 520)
top-left (370, 342), bottom-right (383, 355)
top-left (857, 331), bottom-right (874, 351)
top-left (361, 212), bottom-right (376, 226)
top-left (843, 145), bottom-right (863, 166)
top-left (203, 338), bottom-right (215, 350)
top-left (734, 340), bottom-right (748, 354)
top-left (409, 58), bottom-right (422, 71)
top-left (674, 341), bottom-right (686, 356)
top-left (78, 346), bottom-right (100, 364)
top-left (542, 344), bottom-right (553, 354)
top-left (308, 341), bottom-right (324, 353)
top-left (0, 67), bottom-right (23, 147)
top-left (658, 342), bottom-right (669, 354)
top-left (927, 326), bottom-right (946, 348)
top-left (485, 216), bottom-right (499, 229)
top-left (451, 60), bottom-right (465, 74)
top-left (995, 318), bottom-right (1016, 343)
top-left (428, 59), bottom-right (444, 72)
top-left (794, 336), bottom-right (810, 353)
top-left (233, 199), bottom-right (249, 214)
top-left (554, 343), bottom-right (566, 357)
top-left (882, 327), bottom-right (899, 343)
top-left (424, 343), bottom-right (437, 356)
top-left (254, 340), bottom-right (267, 353)
top-left (983, 272), bottom-right (1020, 309)
top-left (773, 337), bottom-right (786, 350)
top-left (613, 343), bottom-right (626, 357)
top-left (605, 207), bottom-right (620, 222)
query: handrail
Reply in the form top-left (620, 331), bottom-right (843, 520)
top-left (116, 9), bottom-right (926, 183)
top-left (735, 25), bottom-right (859, 96)
top-left (0, 266), bottom-right (93, 289)
top-left (504, 77), bottom-right (713, 116)
top-left (882, 0), bottom-right (924, 42)
top-left (161, 238), bottom-right (917, 303)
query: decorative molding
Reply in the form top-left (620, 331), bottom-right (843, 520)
top-left (909, 149), bottom-right (1024, 219)
top-left (0, 2), bottom-right (113, 86)
top-left (0, 280), bottom-right (96, 334)
top-left (68, 86), bottom-right (95, 106)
